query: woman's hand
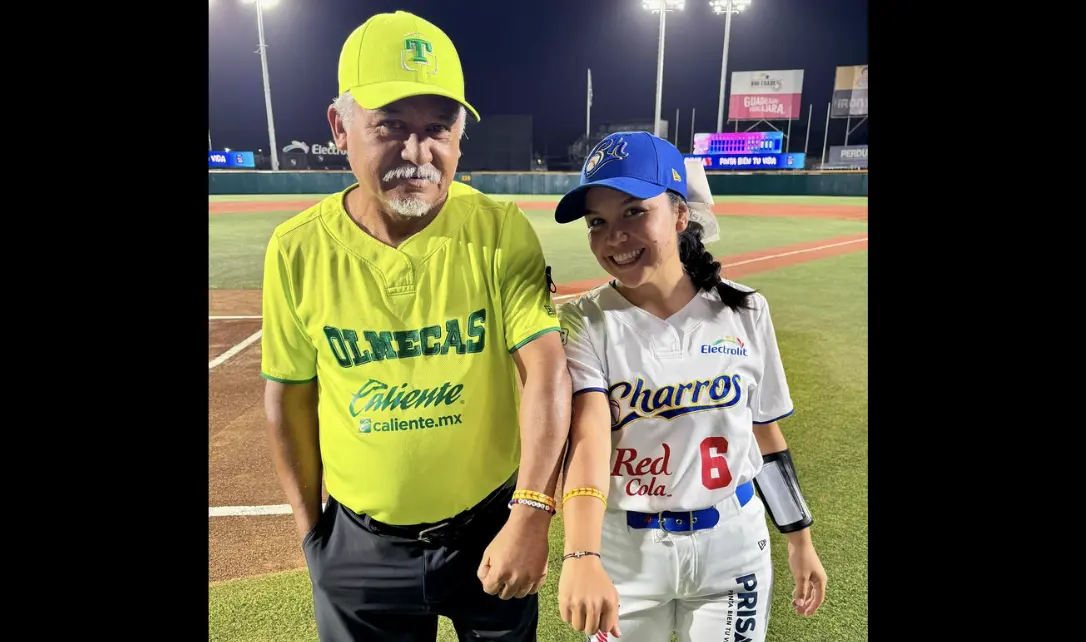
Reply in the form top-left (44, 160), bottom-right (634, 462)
top-left (786, 537), bottom-right (828, 616)
top-left (558, 554), bottom-right (622, 638)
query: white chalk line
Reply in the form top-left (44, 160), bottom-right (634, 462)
top-left (210, 503), bottom-right (326, 517)
top-left (552, 237), bottom-right (867, 303)
top-left (208, 237), bottom-right (868, 517)
top-left (725, 237), bottom-right (867, 268)
top-left (208, 329), bottom-right (262, 370)
top-left (209, 315), bottom-right (262, 320)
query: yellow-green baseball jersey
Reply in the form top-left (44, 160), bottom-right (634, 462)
top-left (260, 181), bottom-right (560, 526)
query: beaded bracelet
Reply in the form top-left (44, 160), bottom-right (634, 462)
top-left (508, 498), bottom-right (555, 515)
top-left (511, 489), bottom-right (556, 510)
top-left (562, 487), bottom-right (607, 505)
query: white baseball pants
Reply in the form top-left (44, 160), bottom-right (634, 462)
top-left (589, 495), bottom-right (775, 642)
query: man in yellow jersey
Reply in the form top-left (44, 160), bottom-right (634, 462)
top-left (259, 10), bottom-right (571, 642)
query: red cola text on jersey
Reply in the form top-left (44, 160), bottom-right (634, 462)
top-left (612, 443), bottom-right (674, 498)
top-left (607, 374), bottom-right (743, 432)
top-left (322, 308), bottom-right (487, 367)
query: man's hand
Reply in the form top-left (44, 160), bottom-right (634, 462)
top-left (787, 536), bottom-right (828, 616)
top-left (559, 555), bottom-right (621, 638)
top-left (295, 509), bottom-right (320, 542)
top-left (477, 508), bottom-right (551, 599)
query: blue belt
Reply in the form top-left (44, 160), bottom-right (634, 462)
top-left (626, 480), bottom-right (755, 532)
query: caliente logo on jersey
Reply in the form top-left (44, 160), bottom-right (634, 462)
top-left (607, 374), bottom-right (743, 432)
top-left (348, 377), bottom-right (465, 435)
top-left (699, 336), bottom-right (748, 356)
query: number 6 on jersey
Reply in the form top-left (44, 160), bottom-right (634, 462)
top-left (700, 436), bottom-right (732, 490)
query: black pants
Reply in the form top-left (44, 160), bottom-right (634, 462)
top-left (301, 483), bottom-right (538, 642)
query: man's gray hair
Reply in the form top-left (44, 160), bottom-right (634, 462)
top-left (332, 92), bottom-right (467, 139)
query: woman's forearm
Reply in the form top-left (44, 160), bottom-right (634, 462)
top-left (561, 392), bottom-right (613, 554)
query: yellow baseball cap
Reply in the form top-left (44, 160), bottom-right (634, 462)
top-left (337, 11), bottom-right (480, 122)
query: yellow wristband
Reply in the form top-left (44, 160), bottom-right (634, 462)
top-left (562, 487), bottom-right (607, 505)
top-left (512, 489), bottom-right (556, 508)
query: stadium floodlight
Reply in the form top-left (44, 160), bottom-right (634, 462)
top-left (241, 0), bottom-right (281, 170)
top-left (710, 0), bottom-right (751, 132)
top-left (209, 1), bottom-right (214, 150)
top-left (641, 1), bottom-right (685, 139)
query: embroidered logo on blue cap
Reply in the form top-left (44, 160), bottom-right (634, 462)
top-left (584, 137), bottom-right (629, 177)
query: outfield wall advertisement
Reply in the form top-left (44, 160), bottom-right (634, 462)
top-left (728, 70), bottom-right (805, 120)
top-left (209, 150), bottom-right (255, 169)
top-left (685, 152), bottom-right (806, 170)
top-left (831, 65), bottom-right (868, 119)
top-left (828, 145), bottom-right (868, 168)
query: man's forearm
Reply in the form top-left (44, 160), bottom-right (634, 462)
top-left (264, 380), bottom-right (323, 537)
top-left (513, 362), bottom-right (572, 503)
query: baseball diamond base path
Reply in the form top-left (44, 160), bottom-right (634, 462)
top-left (209, 199), bottom-right (866, 222)
top-left (208, 234), bottom-right (868, 583)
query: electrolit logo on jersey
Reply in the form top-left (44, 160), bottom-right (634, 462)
top-left (348, 378), bottom-right (465, 435)
top-left (611, 443), bottom-right (674, 497)
top-left (323, 309), bottom-right (487, 369)
top-left (607, 374), bottom-right (743, 432)
top-left (699, 336), bottom-right (748, 356)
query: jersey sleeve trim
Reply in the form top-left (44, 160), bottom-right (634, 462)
top-left (573, 387), bottom-right (608, 397)
top-left (260, 372), bottom-right (318, 385)
top-left (508, 326), bottom-right (561, 353)
top-left (753, 408), bottom-right (795, 424)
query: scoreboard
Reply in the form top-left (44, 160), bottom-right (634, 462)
top-left (687, 131), bottom-right (804, 170)
top-left (692, 131), bottom-right (784, 155)
top-left (685, 152), bottom-right (806, 170)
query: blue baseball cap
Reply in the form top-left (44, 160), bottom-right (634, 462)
top-left (554, 131), bottom-right (688, 224)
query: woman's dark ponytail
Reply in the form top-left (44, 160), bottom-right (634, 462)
top-left (670, 191), bottom-right (756, 312)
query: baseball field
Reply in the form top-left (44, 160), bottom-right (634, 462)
top-left (208, 191), bottom-right (869, 641)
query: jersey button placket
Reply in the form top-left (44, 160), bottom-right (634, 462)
top-left (653, 325), bottom-right (684, 360)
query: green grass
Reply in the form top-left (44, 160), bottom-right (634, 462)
top-left (521, 208), bottom-right (866, 285)
top-left (209, 210), bottom-right (300, 289)
top-left (209, 251), bottom-right (868, 641)
top-left (210, 514), bottom-right (582, 642)
top-left (737, 251), bottom-right (868, 642)
top-left (209, 208), bottom-right (867, 290)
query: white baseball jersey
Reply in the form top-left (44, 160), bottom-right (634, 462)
top-left (558, 279), bottom-right (794, 513)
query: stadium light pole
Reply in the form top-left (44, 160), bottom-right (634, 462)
top-left (209, 0), bottom-right (214, 151)
top-left (642, 1), bottom-right (685, 139)
top-left (242, 0), bottom-right (281, 171)
top-left (710, 0), bottom-right (751, 133)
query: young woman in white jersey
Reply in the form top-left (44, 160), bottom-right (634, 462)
top-left (551, 132), bottom-right (828, 641)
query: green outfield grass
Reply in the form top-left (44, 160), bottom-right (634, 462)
top-left (209, 250), bottom-right (869, 641)
top-left (209, 208), bottom-right (868, 290)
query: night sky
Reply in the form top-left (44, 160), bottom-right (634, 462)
top-left (208, 0), bottom-right (868, 161)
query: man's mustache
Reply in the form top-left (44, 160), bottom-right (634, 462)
top-left (382, 164), bottom-right (441, 183)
